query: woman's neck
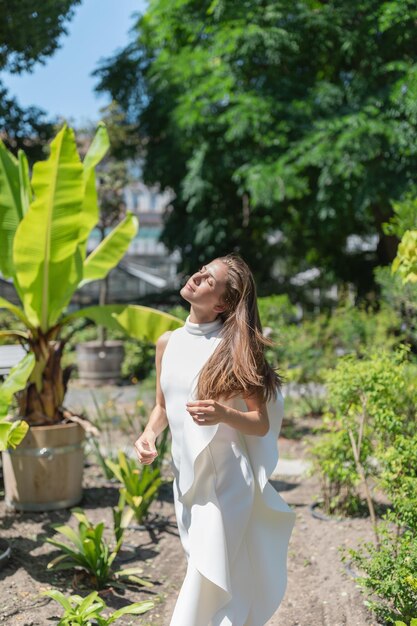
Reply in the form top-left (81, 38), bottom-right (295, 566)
top-left (189, 307), bottom-right (219, 324)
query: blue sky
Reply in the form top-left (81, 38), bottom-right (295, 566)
top-left (2, 0), bottom-right (147, 126)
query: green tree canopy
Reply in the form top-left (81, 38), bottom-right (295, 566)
top-left (95, 0), bottom-right (417, 291)
top-left (0, 0), bottom-right (81, 161)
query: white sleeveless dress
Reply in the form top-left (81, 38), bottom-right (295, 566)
top-left (160, 316), bottom-right (295, 626)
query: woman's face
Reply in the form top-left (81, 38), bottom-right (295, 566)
top-left (180, 259), bottom-right (229, 314)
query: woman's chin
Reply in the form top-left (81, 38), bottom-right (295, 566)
top-left (180, 287), bottom-right (192, 303)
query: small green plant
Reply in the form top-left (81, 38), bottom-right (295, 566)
top-left (42, 589), bottom-right (154, 625)
top-left (105, 451), bottom-right (162, 524)
top-left (309, 429), bottom-right (372, 516)
top-left (395, 620), bottom-right (417, 626)
top-left (348, 526), bottom-right (417, 625)
top-left (47, 508), bottom-right (152, 589)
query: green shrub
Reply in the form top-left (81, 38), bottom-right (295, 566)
top-left (378, 434), bottom-right (417, 531)
top-left (309, 429), bottom-right (373, 516)
top-left (347, 432), bottom-right (417, 625)
top-left (310, 349), bottom-right (412, 519)
top-left (167, 305), bottom-right (188, 321)
top-left (121, 339), bottom-right (155, 382)
top-left (42, 589), bottom-right (154, 625)
top-left (375, 265), bottom-right (417, 352)
top-left (325, 302), bottom-right (401, 357)
top-left (348, 526), bottom-right (417, 625)
top-left (257, 294), bottom-right (298, 331)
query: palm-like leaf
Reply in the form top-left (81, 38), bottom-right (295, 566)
top-left (0, 421), bottom-right (29, 452)
top-left (13, 125), bottom-right (85, 329)
top-left (63, 304), bottom-right (183, 342)
top-left (0, 353), bottom-right (35, 415)
top-left (0, 353), bottom-right (34, 451)
top-left (0, 140), bottom-right (22, 278)
top-left (80, 213), bottom-right (139, 286)
top-left (78, 123), bottom-right (110, 259)
top-left (0, 296), bottom-right (32, 327)
top-left (108, 601), bottom-right (155, 622)
top-left (18, 150), bottom-right (32, 216)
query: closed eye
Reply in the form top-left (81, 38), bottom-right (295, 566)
top-left (199, 266), bottom-right (215, 286)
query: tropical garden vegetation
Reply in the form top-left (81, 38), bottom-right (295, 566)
top-left (1, 1), bottom-right (417, 625)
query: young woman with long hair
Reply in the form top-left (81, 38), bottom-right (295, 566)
top-left (134, 254), bottom-right (295, 626)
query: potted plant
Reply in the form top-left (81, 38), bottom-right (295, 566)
top-left (0, 123), bottom-right (181, 511)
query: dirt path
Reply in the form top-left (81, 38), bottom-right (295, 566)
top-left (0, 459), bottom-right (381, 626)
top-left (157, 474), bottom-right (381, 626)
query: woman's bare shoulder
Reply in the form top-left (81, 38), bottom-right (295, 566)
top-left (156, 331), bottom-right (173, 354)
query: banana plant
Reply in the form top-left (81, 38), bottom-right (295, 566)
top-left (0, 124), bottom-right (182, 426)
top-left (0, 353), bottom-right (34, 450)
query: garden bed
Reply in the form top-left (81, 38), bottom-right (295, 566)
top-left (0, 438), bottom-right (381, 626)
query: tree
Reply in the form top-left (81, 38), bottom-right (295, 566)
top-left (0, 0), bottom-right (81, 161)
top-left (95, 0), bottom-right (417, 292)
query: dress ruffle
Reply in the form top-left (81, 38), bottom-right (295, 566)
top-left (171, 392), bottom-right (295, 626)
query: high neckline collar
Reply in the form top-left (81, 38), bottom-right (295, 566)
top-left (185, 315), bottom-right (223, 336)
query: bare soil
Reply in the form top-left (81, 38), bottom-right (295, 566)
top-left (0, 418), bottom-right (382, 626)
top-left (0, 463), bottom-right (382, 626)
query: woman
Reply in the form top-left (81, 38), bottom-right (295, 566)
top-left (134, 254), bottom-right (295, 626)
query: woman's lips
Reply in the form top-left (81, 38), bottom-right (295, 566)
top-left (186, 283), bottom-right (195, 293)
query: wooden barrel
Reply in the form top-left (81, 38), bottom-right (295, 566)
top-left (2, 422), bottom-right (85, 511)
top-left (76, 340), bottom-right (125, 385)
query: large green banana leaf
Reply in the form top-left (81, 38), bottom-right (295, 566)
top-left (77, 123), bottom-right (110, 260)
top-left (13, 125), bottom-right (86, 330)
top-left (18, 150), bottom-right (32, 216)
top-left (0, 296), bottom-right (32, 328)
top-left (80, 213), bottom-right (139, 287)
top-left (63, 305), bottom-right (183, 342)
top-left (0, 420), bottom-right (29, 451)
top-left (0, 353), bottom-right (35, 451)
top-left (0, 139), bottom-right (23, 279)
top-left (114, 306), bottom-right (183, 341)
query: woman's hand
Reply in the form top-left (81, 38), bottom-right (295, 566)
top-left (186, 399), bottom-right (229, 426)
top-left (134, 430), bottom-right (158, 464)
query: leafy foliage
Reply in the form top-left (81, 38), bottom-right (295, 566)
top-left (349, 526), bottom-right (417, 625)
top-left (0, 353), bottom-right (34, 450)
top-left (392, 230), bottom-right (417, 284)
top-left (0, 125), bottom-right (182, 426)
top-left (42, 589), bottom-right (153, 625)
top-left (310, 348), bottom-right (415, 515)
top-left (95, 0), bottom-right (417, 289)
top-left (47, 508), bottom-right (152, 589)
top-left (105, 451), bottom-right (162, 524)
top-left (374, 265), bottom-right (417, 351)
top-left (0, 0), bottom-right (81, 161)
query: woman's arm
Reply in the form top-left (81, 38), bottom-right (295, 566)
top-left (186, 392), bottom-right (270, 437)
top-left (133, 331), bottom-right (171, 464)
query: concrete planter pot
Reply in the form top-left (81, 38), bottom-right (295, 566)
top-left (76, 340), bottom-right (125, 386)
top-left (2, 422), bottom-right (85, 512)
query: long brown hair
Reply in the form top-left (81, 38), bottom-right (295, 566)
top-left (197, 254), bottom-right (282, 402)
